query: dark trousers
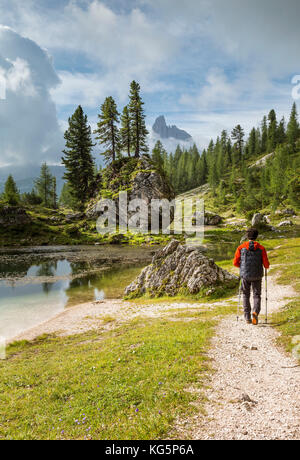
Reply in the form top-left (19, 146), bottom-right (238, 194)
top-left (241, 278), bottom-right (262, 319)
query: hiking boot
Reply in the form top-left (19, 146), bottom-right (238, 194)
top-left (252, 312), bottom-right (259, 325)
top-left (245, 316), bottom-right (252, 324)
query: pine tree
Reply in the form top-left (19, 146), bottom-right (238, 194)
top-left (62, 105), bottom-right (95, 208)
top-left (287, 102), bottom-right (299, 151)
top-left (248, 127), bottom-right (257, 158)
top-left (120, 105), bottom-right (131, 157)
top-left (231, 125), bottom-right (245, 162)
top-left (267, 109), bottom-right (278, 152)
top-left (3, 174), bottom-right (20, 205)
top-left (94, 97), bottom-right (120, 163)
top-left (128, 81), bottom-right (149, 157)
top-left (201, 149), bottom-right (208, 182)
top-left (52, 177), bottom-right (57, 209)
top-left (35, 163), bottom-right (54, 207)
top-left (59, 182), bottom-right (77, 209)
top-left (277, 117), bottom-right (286, 145)
top-left (269, 145), bottom-right (288, 208)
top-left (261, 116), bottom-right (268, 152)
top-left (151, 140), bottom-right (165, 172)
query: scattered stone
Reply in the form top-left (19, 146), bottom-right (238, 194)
top-left (278, 220), bottom-right (293, 227)
top-left (250, 345), bottom-right (258, 351)
top-left (282, 208), bottom-right (296, 216)
top-left (240, 393), bottom-right (257, 404)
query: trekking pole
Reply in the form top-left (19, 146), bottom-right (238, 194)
top-left (237, 278), bottom-right (242, 322)
top-left (265, 268), bottom-right (268, 324)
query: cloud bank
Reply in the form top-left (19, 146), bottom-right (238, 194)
top-left (0, 0), bottom-right (299, 162)
top-left (0, 26), bottom-right (63, 166)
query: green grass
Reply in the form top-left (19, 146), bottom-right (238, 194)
top-left (271, 300), bottom-right (300, 361)
top-left (0, 316), bottom-right (215, 440)
top-left (267, 236), bottom-right (300, 360)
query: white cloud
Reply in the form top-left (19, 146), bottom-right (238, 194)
top-left (5, 57), bottom-right (37, 97)
top-left (0, 26), bottom-right (63, 166)
top-left (180, 68), bottom-right (238, 109)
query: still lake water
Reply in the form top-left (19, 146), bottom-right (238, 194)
top-left (0, 246), bottom-right (152, 341)
top-left (0, 241), bottom-right (238, 341)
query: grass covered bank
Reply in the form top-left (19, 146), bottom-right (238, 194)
top-left (267, 237), bottom-right (300, 361)
top-left (0, 315), bottom-right (219, 440)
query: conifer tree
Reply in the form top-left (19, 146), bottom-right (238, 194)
top-left (62, 106), bottom-right (95, 208)
top-left (35, 163), bottom-right (55, 208)
top-left (248, 127), bottom-right (257, 158)
top-left (120, 105), bottom-right (131, 157)
top-left (94, 97), bottom-right (120, 163)
top-left (277, 117), bottom-right (286, 145)
top-left (287, 102), bottom-right (299, 151)
top-left (52, 177), bottom-right (57, 209)
top-left (267, 109), bottom-right (278, 152)
top-left (3, 174), bottom-right (20, 205)
top-left (261, 116), bottom-right (268, 152)
top-left (128, 81), bottom-right (149, 157)
top-left (231, 125), bottom-right (245, 162)
top-left (151, 140), bottom-right (165, 171)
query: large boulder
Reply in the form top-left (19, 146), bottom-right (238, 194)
top-left (86, 155), bottom-right (175, 232)
top-left (251, 213), bottom-right (265, 227)
top-left (192, 211), bottom-right (222, 226)
top-left (124, 240), bottom-right (238, 298)
top-left (278, 220), bottom-right (293, 227)
top-left (205, 212), bottom-right (222, 226)
top-left (0, 205), bottom-right (31, 227)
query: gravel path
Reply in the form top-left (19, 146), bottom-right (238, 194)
top-left (172, 276), bottom-right (300, 440)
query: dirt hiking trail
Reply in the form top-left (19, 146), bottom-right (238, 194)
top-left (171, 274), bottom-right (300, 440)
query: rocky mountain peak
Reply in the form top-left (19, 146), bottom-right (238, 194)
top-left (152, 115), bottom-right (192, 141)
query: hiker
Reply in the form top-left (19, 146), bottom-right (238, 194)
top-left (233, 228), bottom-right (270, 325)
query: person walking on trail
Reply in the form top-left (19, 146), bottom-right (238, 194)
top-left (233, 228), bottom-right (270, 325)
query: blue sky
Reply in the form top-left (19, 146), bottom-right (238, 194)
top-left (0, 0), bottom-right (299, 166)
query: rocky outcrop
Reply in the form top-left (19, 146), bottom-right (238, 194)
top-left (249, 152), bottom-right (274, 168)
top-left (152, 115), bottom-right (192, 141)
top-left (124, 240), bottom-right (238, 298)
top-left (65, 212), bottom-right (85, 223)
top-left (0, 205), bottom-right (31, 227)
top-left (86, 155), bottom-right (175, 232)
